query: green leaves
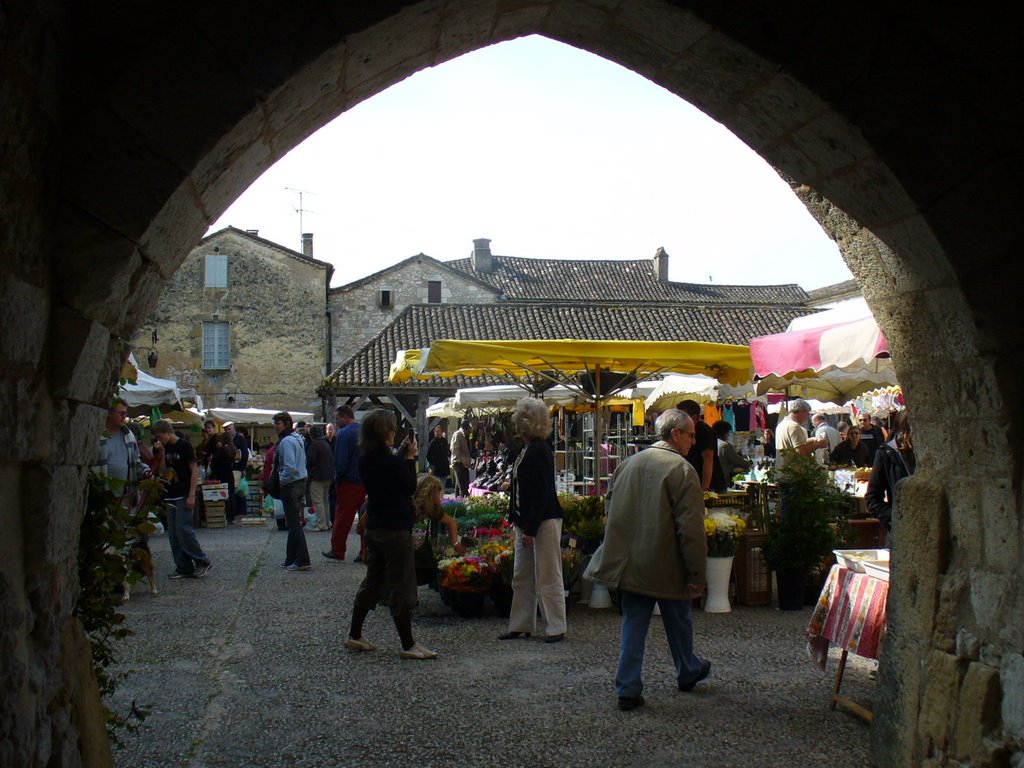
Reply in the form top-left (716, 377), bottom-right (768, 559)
top-left (76, 470), bottom-right (165, 743)
top-left (763, 453), bottom-right (849, 574)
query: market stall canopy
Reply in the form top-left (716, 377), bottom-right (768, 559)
top-left (453, 383), bottom-right (579, 412)
top-left (120, 368), bottom-right (192, 411)
top-left (425, 398), bottom-right (464, 419)
top-left (206, 407), bottom-right (313, 425)
top-left (644, 374), bottom-right (756, 413)
top-left (389, 339), bottom-right (753, 392)
top-left (750, 299), bottom-right (897, 403)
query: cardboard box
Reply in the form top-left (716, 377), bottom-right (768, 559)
top-left (201, 483), bottom-right (230, 501)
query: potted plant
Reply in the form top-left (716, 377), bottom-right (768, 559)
top-left (763, 453), bottom-right (849, 610)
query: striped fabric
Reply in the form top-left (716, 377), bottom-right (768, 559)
top-left (806, 565), bottom-right (889, 670)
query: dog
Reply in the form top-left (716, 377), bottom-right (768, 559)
top-left (121, 535), bottom-right (159, 602)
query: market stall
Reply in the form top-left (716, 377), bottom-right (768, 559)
top-left (390, 338), bottom-right (753, 492)
top-left (750, 299), bottom-right (898, 403)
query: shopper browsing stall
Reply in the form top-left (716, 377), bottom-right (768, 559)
top-left (499, 397), bottom-right (566, 644)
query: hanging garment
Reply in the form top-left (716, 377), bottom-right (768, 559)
top-left (722, 401), bottom-right (736, 430)
top-left (703, 403), bottom-right (722, 426)
top-left (751, 401), bottom-right (767, 431)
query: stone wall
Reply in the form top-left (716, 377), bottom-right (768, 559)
top-left (329, 258), bottom-right (497, 365)
top-left (1, 4), bottom-right (1021, 767)
top-left (130, 230), bottom-right (330, 413)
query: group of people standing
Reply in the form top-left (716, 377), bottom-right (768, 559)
top-left (774, 399), bottom-right (916, 545)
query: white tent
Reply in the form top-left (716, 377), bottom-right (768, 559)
top-left (206, 407), bottom-right (313, 425)
top-left (453, 383), bottom-right (578, 411)
top-left (425, 398), bottom-right (464, 419)
top-left (644, 374), bottom-right (755, 413)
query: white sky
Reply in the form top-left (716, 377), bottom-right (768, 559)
top-left (210, 35), bottom-right (852, 291)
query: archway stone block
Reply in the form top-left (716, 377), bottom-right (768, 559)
top-left (48, 303), bottom-right (126, 406)
top-left (62, 106), bottom-right (187, 244)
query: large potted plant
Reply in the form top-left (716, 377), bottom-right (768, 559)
top-left (763, 453), bottom-right (849, 610)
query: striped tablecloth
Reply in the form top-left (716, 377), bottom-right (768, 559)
top-left (806, 565), bottom-right (889, 670)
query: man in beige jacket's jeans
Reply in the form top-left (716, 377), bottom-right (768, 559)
top-left (584, 408), bottom-right (710, 711)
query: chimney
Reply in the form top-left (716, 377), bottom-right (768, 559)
top-left (653, 247), bottom-right (669, 282)
top-left (245, 229), bottom-right (259, 237)
top-left (301, 232), bottom-right (314, 258)
top-left (471, 238), bottom-right (494, 273)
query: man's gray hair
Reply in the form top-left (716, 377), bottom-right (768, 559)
top-left (513, 397), bottom-right (551, 440)
top-left (655, 409), bottom-right (692, 440)
top-left (789, 399), bottom-right (812, 414)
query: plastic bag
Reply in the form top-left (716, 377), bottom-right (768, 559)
top-left (236, 475), bottom-right (249, 497)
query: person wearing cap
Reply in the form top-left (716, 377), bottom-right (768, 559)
top-left (811, 413), bottom-right (841, 465)
top-left (774, 399), bottom-right (829, 472)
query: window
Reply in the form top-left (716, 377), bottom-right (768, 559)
top-left (202, 322), bottom-right (230, 369)
top-left (205, 254), bottom-right (228, 288)
top-left (379, 289), bottom-right (392, 309)
top-left (428, 280), bottom-right (441, 303)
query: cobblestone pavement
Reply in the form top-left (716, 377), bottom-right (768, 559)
top-left (108, 523), bottom-right (875, 768)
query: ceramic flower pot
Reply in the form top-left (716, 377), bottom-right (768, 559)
top-left (704, 556), bottom-right (734, 613)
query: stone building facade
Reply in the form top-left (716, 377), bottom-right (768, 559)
top-left (328, 248), bottom-right (498, 367)
top-left (130, 227), bottom-right (333, 413)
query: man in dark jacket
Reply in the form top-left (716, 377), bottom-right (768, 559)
top-left (426, 425), bottom-right (451, 488)
top-left (305, 425), bottom-right (334, 532)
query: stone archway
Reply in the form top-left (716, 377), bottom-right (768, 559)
top-left (2, 3), bottom-right (1020, 766)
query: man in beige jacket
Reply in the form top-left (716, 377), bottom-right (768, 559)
top-left (449, 420), bottom-right (472, 496)
top-left (584, 408), bottom-right (710, 711)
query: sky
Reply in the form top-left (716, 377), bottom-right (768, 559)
top-left (210, 35), bottom-right (852, 291)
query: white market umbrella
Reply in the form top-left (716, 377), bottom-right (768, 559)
top-left (206, 407), bottom-right (313, 425)
top-left (425, 398), bottom-right (464, 419)
top-left (644, 374), bottom-right (755, 413)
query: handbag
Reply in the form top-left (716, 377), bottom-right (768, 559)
top-left (261, 449), bottom-right (281, 499)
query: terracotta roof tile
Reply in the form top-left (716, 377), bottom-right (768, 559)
top-left (444, 256), bottom-right (808, 304)
top-left (323, 302), bottom-right (813, 392)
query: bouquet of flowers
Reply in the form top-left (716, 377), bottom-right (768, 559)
top-left (439, 556), bottom-right (495, 593)
top-left (704, 511), bottom-right (747, 557)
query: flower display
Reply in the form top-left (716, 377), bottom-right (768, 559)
top-left (704, 511), bottom-right (747, 557)
top-left (439, 556), bottom-right (495, 593)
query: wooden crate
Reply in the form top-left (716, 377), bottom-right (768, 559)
top-left (204, 501), bottom-right (226, 528)
top-left (735, 531), bottom-right (772, 606)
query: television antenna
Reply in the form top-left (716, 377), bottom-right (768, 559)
top-left (285, 186), bottom-right (318, 245)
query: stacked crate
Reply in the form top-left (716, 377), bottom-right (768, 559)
top-left (201, 483), bottom-right (229, 528)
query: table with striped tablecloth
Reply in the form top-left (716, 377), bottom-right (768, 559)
top-left (805, 564), bottom-right (889, 721)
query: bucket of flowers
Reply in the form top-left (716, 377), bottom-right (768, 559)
top-left (477, 537), bottom-right (515, 616)
top-left (439, 556), bottom-right (495, 618)
top-left (702, 511), bottom-right (747, 613)
top-left (704, 511), bottom-right (746, 558)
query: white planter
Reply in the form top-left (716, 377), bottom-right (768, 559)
top-left (578, 577), bottom-right (593, 605)
top-left (704, 556), bottom-right (735, 613)
top-left (588, 582), bottom-right (612, 609)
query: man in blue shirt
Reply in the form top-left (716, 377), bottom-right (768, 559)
top-left (273, 412), bottom-right (311, 571)
top-left (324, 405), bottom-right (365, 562)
